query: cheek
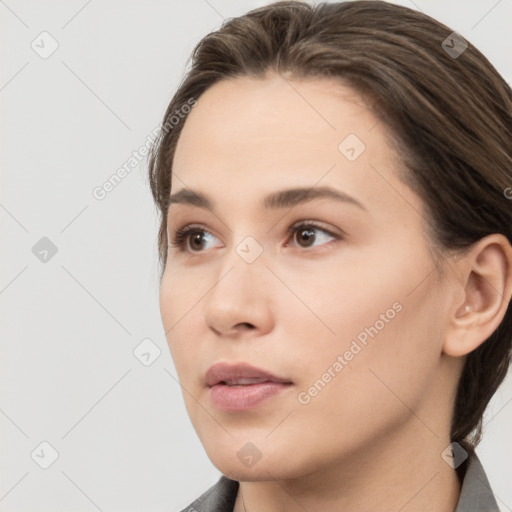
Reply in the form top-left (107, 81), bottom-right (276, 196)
top-left (286, 294), bottom-right (444, 462)
top-left (275, 246), bottom-right (408, 350)
top-left (159, 262), bottom-right (210, 327)
top-left (159, 269), bottom-right (203, 374)
top-left (287, 241), bottom-right (444, 403)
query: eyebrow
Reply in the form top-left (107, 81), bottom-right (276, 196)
top-left (168, 186), bottom-right (366, 212)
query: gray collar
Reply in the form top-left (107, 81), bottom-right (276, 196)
top-left (182, 451), bottom-right (499, 512)
top-left (454, 451), bottom-right (500, 512)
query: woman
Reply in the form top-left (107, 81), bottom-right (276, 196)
top-left (148, 1), bottom-right (512, 510)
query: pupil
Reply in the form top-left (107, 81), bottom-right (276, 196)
top-left (299, 228), bottom-right (315, 247)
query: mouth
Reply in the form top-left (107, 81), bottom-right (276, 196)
top-left (205, 361), bottom-right (293, 387)
top-left (205, 362), bottom-right (293, 411)
top-left (216, 378), bottom-right (276, 386)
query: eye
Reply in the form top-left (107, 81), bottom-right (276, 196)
top-left (168, 220), bottom-right (339, 254)
top-left (287, 221), bottom-right (338, 249)
top-left (169, 224), bottom-right (221, 253)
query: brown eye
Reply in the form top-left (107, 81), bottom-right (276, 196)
top-left (170, 225), bottom-right (221, 253)
top-left (288, 222), bottom-right (338, 249)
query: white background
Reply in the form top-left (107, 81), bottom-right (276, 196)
top-left (1, 0), bottom-right (511, 511)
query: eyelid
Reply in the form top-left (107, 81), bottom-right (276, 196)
top-left (287, 219), bottom-right (340, 240)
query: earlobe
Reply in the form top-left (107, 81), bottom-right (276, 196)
top-left (443, 234), bottom-right (512, 357)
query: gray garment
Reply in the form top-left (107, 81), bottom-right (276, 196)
top-left (454, 453), bottom-right (500, 512)
top-left (180, 452), bottom-right (500, 512)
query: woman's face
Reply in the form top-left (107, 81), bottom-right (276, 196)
top-left (160, 74), bottom-right (458, 481)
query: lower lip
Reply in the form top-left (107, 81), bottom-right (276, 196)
top-left (209, 382), bottom-right (292, 411)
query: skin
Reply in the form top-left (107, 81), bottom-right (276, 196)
top-left (159, 73), bottom-right (512, 512)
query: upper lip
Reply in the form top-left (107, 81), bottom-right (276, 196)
top-left (205, 362), bottom-right (293, 387)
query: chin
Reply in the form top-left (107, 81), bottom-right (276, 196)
top-left (203, 439), bottom-right (311, 482)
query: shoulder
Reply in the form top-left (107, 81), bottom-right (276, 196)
top-left (455, 450), bottom-right (500, 512)
top-left (178, 475), bottom-right (239, 512)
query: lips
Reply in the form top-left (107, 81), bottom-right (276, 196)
top-left (205, 361), bottom-right (292, 387)
top-left (205, 362), bottom-right (293, 412)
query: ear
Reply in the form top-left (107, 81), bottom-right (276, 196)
top-left (443, 234), bottom-right (512, 357)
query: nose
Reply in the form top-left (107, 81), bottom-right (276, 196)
top-left (203, 250), bottom-right (275, 338)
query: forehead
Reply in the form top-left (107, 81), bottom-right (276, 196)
top-left (183, 73), bottom-right (372, 123)
top-left (172, 74), bottom-right (382, 173)
top-left (170, 74), bottom-right (415, 220)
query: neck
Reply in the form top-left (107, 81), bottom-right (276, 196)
top-left (233, 423), bottom-right (462, 512)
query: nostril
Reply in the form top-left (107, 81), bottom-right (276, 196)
top-left (237, 322), bottom-right (255, 330)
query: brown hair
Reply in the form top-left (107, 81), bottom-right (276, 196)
top-left (148, 0), bottom-right (512, 454)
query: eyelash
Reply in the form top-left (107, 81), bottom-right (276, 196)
top-left (168, 221), bottom-right (340, 253)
